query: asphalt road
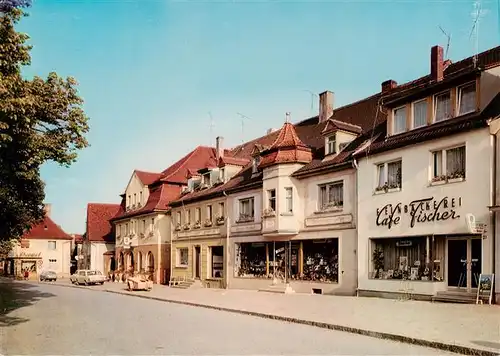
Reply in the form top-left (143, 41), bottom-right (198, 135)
top-left (0, 280), bottom-right (456, 355)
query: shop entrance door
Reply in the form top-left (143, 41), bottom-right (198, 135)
top-left (194, 246), bottom-right (201, 279)
top-left (447, 238), bottom-right (482, 291)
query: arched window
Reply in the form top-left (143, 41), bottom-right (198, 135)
top-left (137, 251), bottom-right (143, 272)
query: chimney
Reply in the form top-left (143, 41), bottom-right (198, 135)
top-left (266, 128), bottom-right (275, 135)
top-left (381, 80), bottom-right (398, 93)
top-left (319, 91), bottom-right (334, 123)
top-left (431, 45), bottom-right (444, 82)
top-left (43, 203), bottom-right (51, 217)
top-left (216, 136), bottom-right (224, 161)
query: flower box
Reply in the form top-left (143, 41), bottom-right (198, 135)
top-left (183, 224), bottom-right (191, 231)
top-left (448, 177), bottom-right (464, 184)
top-left (193, 221), bottom-right (201, 229)
top-left (430, 180), bottom-right (446, 186)
top-left (204, 220), bottom-right (213, 227)
top-left (388, 187), bottom-right (401, 193)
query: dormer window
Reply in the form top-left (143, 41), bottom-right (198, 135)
top-left (203, 173), bottom-right (210, 186)
top-left (458, 82), bottom-right (476, 115)
top-left (434, 91), bottom-right (451, 122)
top-left (393, 106), bottom-right (407, 134)
top-left (252, 157), bottom-right (260, 173)
top-left (327, 135), bottom-right (336, 155)
top-left (412, 99), bottom-right (428, 128)
top-left (220, 168), bottom-right (225, 182)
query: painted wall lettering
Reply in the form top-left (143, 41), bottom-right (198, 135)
top-left (376, 196), bottom-right (461, 229)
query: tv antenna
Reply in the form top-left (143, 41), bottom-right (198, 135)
top-left (208, 112), bottom-right (215, 147)
top-left (470, 0), bottom-right (488, 67)
top-left (236, 112), bottom-right (252, 143)
top-left (302, 90), bottom-right (318, 112)
top-left (438, 26), bottom-right (451, 58)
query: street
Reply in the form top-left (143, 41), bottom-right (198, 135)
top-left (0, 280), bottom-right (456, 355)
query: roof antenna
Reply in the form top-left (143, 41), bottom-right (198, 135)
top-left (302, 90), bottom-right (318, 113)
top-left (285, 112), bottom-right (291, 123)
top-left (208, 112), bottom-right (215, 147)
top-left (470, 0), bottom-right (487, 68)
top-left (236, 112), bottom-right (252, 144)
top-left (438, 25), bottom-right (451, 58)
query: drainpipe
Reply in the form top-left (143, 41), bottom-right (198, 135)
top-left (223, 191), bottom-right (230, 289)
top-left (490, 132), bottom-right (497, 300)
top-left (352, 158), bottom-right (359, 296)
top-left (170, 213), bottom-right (173, 285)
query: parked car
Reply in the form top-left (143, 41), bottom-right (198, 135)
top-left (70, 270), bottom-right (106, 286)
top-left (39, 270), bottom-right (57, 282)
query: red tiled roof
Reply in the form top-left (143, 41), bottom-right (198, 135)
top-left (135, 170), bottom-right (161, 186)
top-left (259, 122), bottom-right (313, 169)
top-left (322, 119), bottom-right (363, 135)
top-left (218, 156), bottom-right (250, 167)
top-left (23, 214), bottom-right (72, 240)
top-left (86, 203), bottom-right (121, 243)
top-left (159, 146), bottom-right (218, 184)
top-left (73, 234), bottom-right (84, 244)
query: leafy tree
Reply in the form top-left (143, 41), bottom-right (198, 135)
top-left (0, 2), bottom-right (89, 242)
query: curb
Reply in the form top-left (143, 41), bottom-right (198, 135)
top-left (39, 281), bottom-right (497, 356)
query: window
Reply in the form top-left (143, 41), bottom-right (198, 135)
top-left (195, 207), bottom-right (201, 223)
top-left (393, 107), bottom-right (406, 134)
top-left (238, 198), bottom-right (255, 222)
top-left (48, 241), bottom-right (56, 250)
top-left (176, 248), bottom-right (189, 267)
top-left (218, 202), bottom-right (225, 217)
top-left (458, 82), bottom-right (476, 115)
top-left (185, 210), bottom-right (191, 224)
top-left (128, 195), bottom-right (131, 207)
top-left (267, 189), bottom-right (276, 211)
top-left (220, 168), bottom-right (225, 182)
top-left (139, 191), bottom-right (143, 205)
top-left (125, 223), bottom-right (129, 236)
top-left (252, 157), bottom-right (260, 173)
top-left (203, 173), bottom-right (210, 186)
top-left (206, 205), bottom-right (213, 221)
top-left (209, 246), bottom-right (224, 278)
top-left (151, 218), bottom-right (155, 231)
top-left (370, 237), bottom-right (445, 282)
top-left (176, 211), bottom-right (182, 225)
top-left (142, 220), bottom-right (146, 233)
top-left (318, 181), bottom-right (343, 210)
top-left (432, 145), bottom-right (466, 182)
top-left (434, 91), bottom-right (451, 122)
top-left (376, 160), bottom-right (402, 191)
top-left (285, 187), bottom-right (293, 213)
top-left (327, 135), bottom-right (336, 154)
top-left (412, 100), bottom-right (427, 128)
top-left (133, 193), bottom-right (137, 205)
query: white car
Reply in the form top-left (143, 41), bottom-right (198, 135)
top-left (70, 270), bottom-right (106, 286)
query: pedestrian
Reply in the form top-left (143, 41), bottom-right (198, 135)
top-left (24, 269), bottom-right (29, 281)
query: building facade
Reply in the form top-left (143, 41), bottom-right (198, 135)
top-left (355, 45), bottom-right (500, 301)
top-left (5, 204), bottom-right (73, 279)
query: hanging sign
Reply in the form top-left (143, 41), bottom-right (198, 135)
top-left (19, 252), bottom-right (42, 258)
top-left (376, 196), bottom-right (462, 230)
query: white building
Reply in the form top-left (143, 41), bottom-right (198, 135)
top-left (355, 45), bottom-right (500, 302)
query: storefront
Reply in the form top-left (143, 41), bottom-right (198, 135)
top-left (358, 193), bottom-right (492, 299)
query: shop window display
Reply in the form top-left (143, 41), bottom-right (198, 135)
top-left (235, 243), bottom-right (269, 278)
top-left (300, 239), bottom-right (339, 283)
top-left (370, 236), bottom-right (445, 281)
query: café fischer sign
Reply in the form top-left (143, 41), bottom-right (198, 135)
top-left (376, 196), bottom-right (462, 229)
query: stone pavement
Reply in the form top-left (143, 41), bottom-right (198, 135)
top-left (49, 279), bottom-right (500, 355)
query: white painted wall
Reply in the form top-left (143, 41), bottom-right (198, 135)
top-left (357, 128), bottom-right (494, 295)
top-left (90, 242), bottom-right (114, 273)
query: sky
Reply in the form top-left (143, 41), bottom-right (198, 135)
top-left (18, 0), bottom-right (499, 234)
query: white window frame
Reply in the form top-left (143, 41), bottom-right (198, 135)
top-left (139, 191), bottom-right (143, 205)
top-left (206, 205), bottom-right (213, 221)
top-left (176, 248), bottom-right (189, 268)
top-left (318, 181), bottom-right (344, 211)
top-left (327, 135), bottom-right (336, 155)
top-left (220, 168), bottom-right (225, 182)
top-left (431, 145), bottom-right (466, 183)
top-left (392, 106), bottom-right (407, 134)
top-left (195, 208), bottom-right (201, 223)
top-left (285, 187), bottom-right (293, 213)
top-left (412, 99), bottom-right (428, 129)
top-left (176, 211), bottom-right (182, 225)
top-left (218, 202), bottom-right (225, 218)
top-left (457, 82), bottom-right (476, 116)
top-left (203, 173), bottom-right (211, 186)
top-left (434, 90), bottom-right (452, 122)
top-left (375, 159), bottom-right (402, 191)
top-left (238, 197), bottom-right (255, 221)
top-left (48, 241), bottom-right (56, 250)
top-left (267, 189), bottom-right (276, 211)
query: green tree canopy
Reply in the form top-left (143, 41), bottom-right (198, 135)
top-left (0, 6), bottom-right (89, 241)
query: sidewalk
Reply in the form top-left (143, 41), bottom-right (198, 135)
top-left (53, 280), bottom-right (499, 355)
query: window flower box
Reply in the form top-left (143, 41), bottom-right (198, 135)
top-left (237, 214), bottom-right (254, 223)
top-left (216, 216), bottom-right (225, 225)
top-left (204, 219), bottom-right (213, 227)
top-left (193, 221), bottom-right (201, 229)
top-left (183, 224), bottom-right (191, 231)
top-left (148, 231), bottom-right (154, 237)
top-left (262, 208), bottom-right (276, 218)
top-left (174, 224), bottom-right (181, 232)
top-left (448, 177), bottom-right (465, 184)
top-left (139, 233), bottom-right (145, 238)
top-left (375, 182), bottom-right (401, 194)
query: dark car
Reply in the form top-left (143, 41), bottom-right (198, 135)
top-left (39, 270), bottom-right (57, 282)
